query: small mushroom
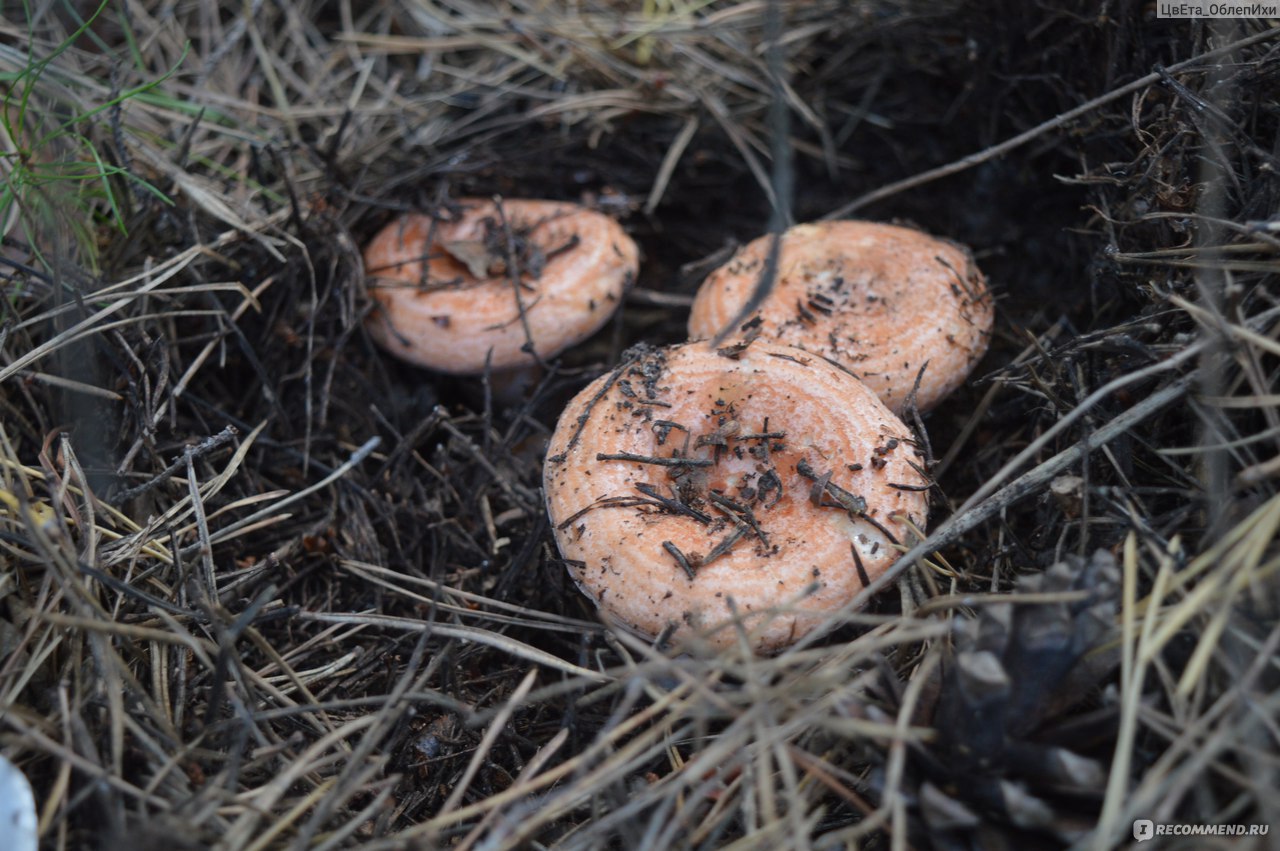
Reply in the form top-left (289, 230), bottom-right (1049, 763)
top-left (362, 198), bottom-right (639, 374)
top-left (687, 220), bottom-right (994, 414)
top-left (543, 341), bottom-right (929, 652)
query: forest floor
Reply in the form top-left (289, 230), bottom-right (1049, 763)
top-left (1, 2), bottom-right (1278, 849)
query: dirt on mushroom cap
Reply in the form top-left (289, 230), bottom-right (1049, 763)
top-left (688, 220), bottom-right (994, 414)
top-left (543, 340), bottom-right (930, 653)
top-left (363, 198), bottom-right (638, 373)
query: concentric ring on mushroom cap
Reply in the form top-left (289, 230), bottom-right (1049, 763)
top-left (544, 341), bottom-right (930, 653)
top-left (363, 198), bottom-right (638, 373)
top-left (688, 220), bottom-right (993, 414)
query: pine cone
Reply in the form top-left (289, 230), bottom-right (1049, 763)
top-left (877, 550), bottom-right (1122, 849)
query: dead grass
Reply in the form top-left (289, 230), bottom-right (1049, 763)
top-left (1, 2), bottom-right (1278, 849)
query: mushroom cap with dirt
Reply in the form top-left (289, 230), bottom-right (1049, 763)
top-left (687, 220), bottom-right (994, 414)
top-left (543, 340), bottom-right (930, 653)
top-left (363, 198), bottom-right (639, 373)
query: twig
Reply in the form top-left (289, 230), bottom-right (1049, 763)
top-left (295, 611), bottom-right (610, 683)
top-left (793, 374), bottom-right (1194, 653)
top-left (114, 426), bottom-right (239, 505)
top-left (441, 667), bottom-right (539, 815)
top-left (822, 25), bottom-right (1280, 220)
top-left (956, 341), bottom-right (1204, 514)
top-left (185, 451), bottom-right (217, 597)
top-left (178, 435), bottom-right (379, 561)
top-left (493, 195), bottom-right (546, 369)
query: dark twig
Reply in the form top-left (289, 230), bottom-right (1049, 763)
top-left (492, 195), bottom-right (546, 368)
top-left (663, 540), bottom-right (697, 580)
top-left (112, 426), bottom-right (239, 506)
top-left (596, 452), bottom-right (713, 468)
top-left (794, 374), bottom-right (1195, 654)
top-left (822, 26), bottom-right (1280, 220)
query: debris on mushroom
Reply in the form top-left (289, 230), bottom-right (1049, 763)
top-left (543, 340), bottom-right (930, 653)
top-left (687, 220), bottom-right (994, 414)
top-left (362, 197), bottom-right (639, 373)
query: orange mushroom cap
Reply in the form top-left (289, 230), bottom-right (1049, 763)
top-left (688, 220), bottom-right (993, 414)
top-left (363, 198), bottom-right (639, 373)
top-left (544, 341), bottom-right (930, 652)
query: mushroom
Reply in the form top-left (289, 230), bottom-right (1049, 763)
top-left (362, 197), bottom-right (639, 374)
top-left (543, 340), bottom-right (929, 652)
top-left (687, 220), bottom-right (993, 414)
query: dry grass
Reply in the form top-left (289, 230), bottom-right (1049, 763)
top-left (1, 2), bottom-right (1278, 848)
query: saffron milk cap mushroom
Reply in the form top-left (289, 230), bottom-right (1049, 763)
top-left (688, 220), bottom-right (993, 414)
top-left (363, 198), bottom-right (639, 373)
top-left (543, 341), bottom-right (929, 652)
